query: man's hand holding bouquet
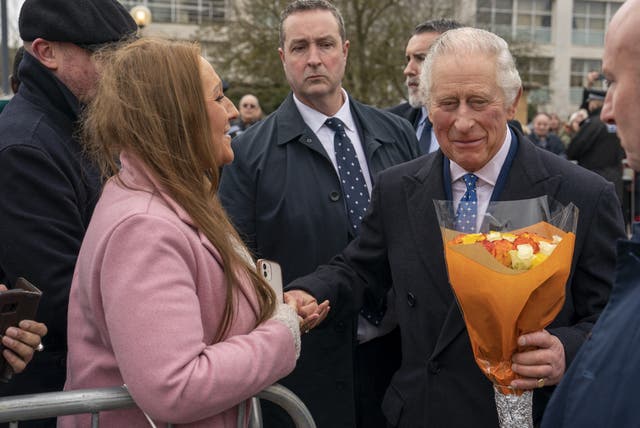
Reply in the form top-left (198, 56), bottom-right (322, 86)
top-left (434, 197), bottom-right (578, 428)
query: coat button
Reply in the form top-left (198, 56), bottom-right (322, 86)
top-left (329, 190), bottom-right (341, 202)
top-left (407, 292), bottom-right (416, 307)
top-left (336, 380), bottom-right (346, 390)
top-left (335, 321), bottom-right (346, 332)
top-left (428, 360), bottom-right (440, 374)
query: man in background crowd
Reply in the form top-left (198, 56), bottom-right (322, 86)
top-left (388, 18), bottom-right (463, 155)
top-left (568, 90), bottom-right (625, 203)
top-left (228, 93), bottom-right (264, 138)
top-left (529, 112), bottom-right (566, 157)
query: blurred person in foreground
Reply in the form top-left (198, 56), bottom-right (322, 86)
top-left (228, 94), bottom-right (264, 138)
top-left (60, 38), bottom-right (314, 427)
top-left (0, 0), bottom-right (137, 415)
top-left (542, 0), bottom-right (640, 425)
top-left (287, 27), bottom-right (625, 427)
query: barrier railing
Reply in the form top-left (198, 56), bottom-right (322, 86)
top-left (0, 383), bottom-right (316, 428)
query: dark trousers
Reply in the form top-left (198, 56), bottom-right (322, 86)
top-left (262, 327), bottom-right (401, 428)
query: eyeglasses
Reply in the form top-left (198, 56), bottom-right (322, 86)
top-left (241, 103), bottom-right (257, 109)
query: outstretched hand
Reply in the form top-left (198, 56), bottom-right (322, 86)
top-left (284, 290), bottom-right (330, 333)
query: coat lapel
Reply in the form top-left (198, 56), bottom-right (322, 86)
top-left (404, 153), bottom-right (455, 306)
top-left (275, 93), bottom-right (332, 162)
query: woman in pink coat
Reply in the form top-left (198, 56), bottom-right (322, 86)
top-left (60, 38), bottom-right (311, 427)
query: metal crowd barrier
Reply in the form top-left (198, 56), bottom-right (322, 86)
top-left (0, 383), bottom-right (316, 428)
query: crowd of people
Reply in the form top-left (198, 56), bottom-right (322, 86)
top-left (0, 0), bottom-right (638, 427)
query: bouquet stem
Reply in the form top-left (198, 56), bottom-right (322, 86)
top-left (493, 385), bottom-right (533, 428)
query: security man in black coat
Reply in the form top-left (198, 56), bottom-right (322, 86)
top-left (219, 1), bottom-right (418, 427)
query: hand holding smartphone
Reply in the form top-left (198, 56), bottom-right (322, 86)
top-left (0, 277), bottom-right (42, 382)
top-left (257, 259), bottom-right (283, 302)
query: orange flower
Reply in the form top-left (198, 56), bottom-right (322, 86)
top-left (443, 222), bottom-right (576, 394)
top-left (451, 231), bottom-right (561, 270)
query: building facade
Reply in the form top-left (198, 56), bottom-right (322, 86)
top-left (120, 0), bottom-right (623, 118)
top-left (470, 0), bottom-right (622, 117)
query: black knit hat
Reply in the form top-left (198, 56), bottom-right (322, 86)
top-left (19, 0), bottom-right (138, 49)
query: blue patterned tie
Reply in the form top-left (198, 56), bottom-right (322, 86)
top-left (455, 173), bottom-right (478, 232)
top-left (325, 117), bottom-right (370, 234)
top-left (418, 117), bottom-right (433, 155)
top-left (326, 118), bottom-right (383, 325)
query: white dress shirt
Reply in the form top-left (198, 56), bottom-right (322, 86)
top-left (450, 125), bottom-right (512, 232)
top-left (293, 90), bottom-right (373, 194)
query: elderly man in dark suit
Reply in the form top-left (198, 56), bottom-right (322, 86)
top-left (388, 19), bottom-right (463, 155)
top-left (219, 1), bottom-right (418, 427)
top-left (288, 27), bottom-right (625, 428)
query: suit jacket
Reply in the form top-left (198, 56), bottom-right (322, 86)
top-left (219, 92), bottom-right (418, 428)
top-left (290, 130), bottom-right (625, 428)
top-left (387, 102), bottom-right (421, 129)
top-left (61, 152), bottom-right (297, 427)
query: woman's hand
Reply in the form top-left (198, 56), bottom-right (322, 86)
top-left (284, 290), bottom-right (330, 333)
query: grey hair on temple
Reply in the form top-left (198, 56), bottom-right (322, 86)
top-left (420, 27), bottom-right (522, 107)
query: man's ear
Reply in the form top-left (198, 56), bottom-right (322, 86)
top-left (30, 38), bottom-right (60, 71)
top-left (506, 86), bottom-right (523, 120)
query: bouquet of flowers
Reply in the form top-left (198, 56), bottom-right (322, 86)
top-left (433, 196), bottom-right (578, 428)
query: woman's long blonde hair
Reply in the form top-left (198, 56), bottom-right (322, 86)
top-left (82, 37), bottom-right (276, 341)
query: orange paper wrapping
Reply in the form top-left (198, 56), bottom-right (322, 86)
top-left (443, 221), bottom-right (576, 395)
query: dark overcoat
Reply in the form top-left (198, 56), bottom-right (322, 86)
top-left (219, 92), bottom-right (418, 427)
top-left (0, 53), bottom-right (100, 400)
top-left (290, 130), bottom-right (625, 427)
top-left (541, 228), bottom-right (640, 428)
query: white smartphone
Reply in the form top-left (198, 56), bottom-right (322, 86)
top-left (257, 259), bottom-right (284, 302)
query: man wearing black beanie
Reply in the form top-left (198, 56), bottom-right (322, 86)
top-left (0, 1), bottom-right (137, 425)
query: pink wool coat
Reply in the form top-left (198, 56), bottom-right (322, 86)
top-left (60, 152), bottom-right (297, 427)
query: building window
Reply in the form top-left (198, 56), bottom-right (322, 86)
top-left (477, 0), bottom-right (552, 43)
top-left (572, 1), bottom-right (622, 46)
top-left (517, 56), bottom-right (552, 104)
top-left (120, 0), bottom-right (226, 25)
top-left (569, 58), bottom-right (607, 105)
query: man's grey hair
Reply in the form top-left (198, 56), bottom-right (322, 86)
top-left (279, 0), bottom-right (346, 48)
top-left (420, 27), bottom-right (522, 107)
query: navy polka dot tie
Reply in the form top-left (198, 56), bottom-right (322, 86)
top-left (325, 117), bottom-right (370, 235)
top-left (455, 173), bottom-right (478, 233)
